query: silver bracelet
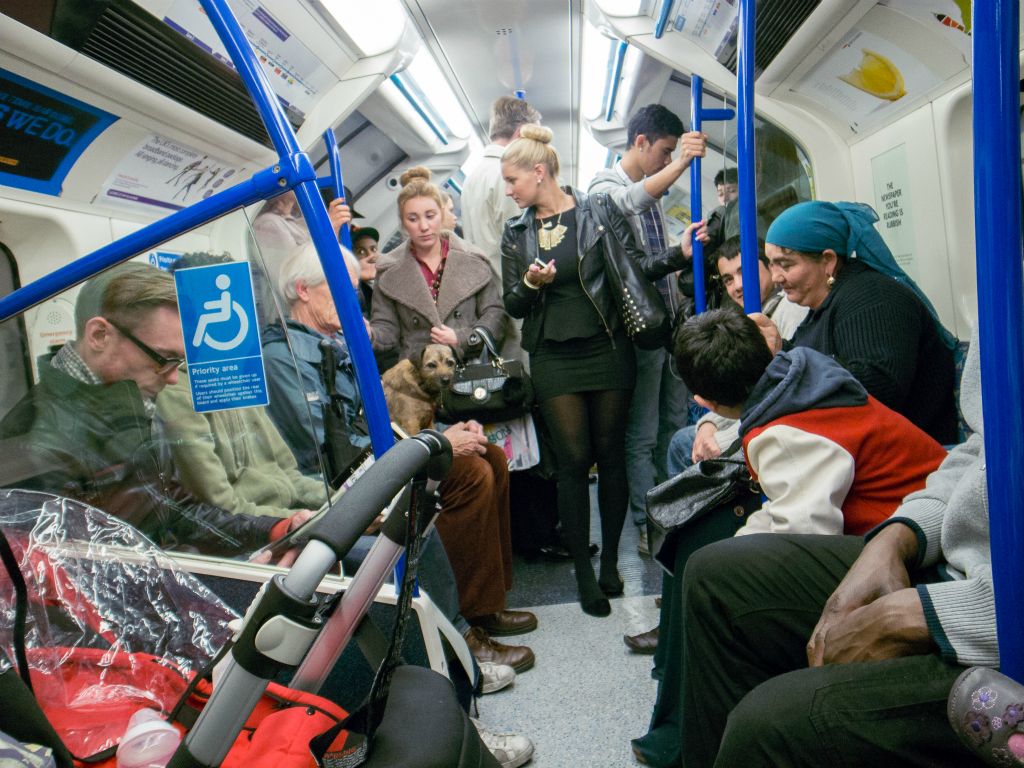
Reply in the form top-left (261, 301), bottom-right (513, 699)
top-left (523, 273), bottom-right (542, 290)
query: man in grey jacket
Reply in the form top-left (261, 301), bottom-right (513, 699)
top-left (587, 103), bottom-right (706, 553)
top-left (676, 324), bottom-right (993, 767)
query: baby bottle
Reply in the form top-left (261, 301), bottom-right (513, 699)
top-left (116, 709), bottom-right (181, 768)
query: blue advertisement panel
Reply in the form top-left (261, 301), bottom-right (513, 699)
top-left (173, 261), bottom-right (269, 413)
top-left (0, 68), bottom-right (117, 196)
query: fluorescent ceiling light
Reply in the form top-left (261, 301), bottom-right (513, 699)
top-left (577, 126), bottom-right (614, 190)
top-left (320, 0), bottom-right (406, 57)
top-left (581, 16), bottom-right (616, 123)
top-left (598, 0), bottom-right (654, 18)
top-left (404, 47), bottom-right (474, 141)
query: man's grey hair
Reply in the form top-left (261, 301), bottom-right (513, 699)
top-left (489, 96), bottom-right (542, 142)
top-left (278, 242), bottom-right (358, 304)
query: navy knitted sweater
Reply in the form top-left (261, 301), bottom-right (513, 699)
top-left (789, 259), bottom-right (957, 445)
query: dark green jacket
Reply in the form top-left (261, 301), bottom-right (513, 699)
top-left (0, 359), bottom-right (277, 554)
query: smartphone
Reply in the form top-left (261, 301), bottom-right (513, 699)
top-left (533, 257), bottom-right (548, 268)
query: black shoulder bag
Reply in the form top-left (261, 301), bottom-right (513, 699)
top-left (318, 340), bottom-right (371, 488)
top-left (590, 194), bottom-right (672, 350)
top-left (645, 439), bottom-right (762, 574)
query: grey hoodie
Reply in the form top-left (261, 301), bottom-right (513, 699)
top-left (872, 325), bottom-right (995, 667)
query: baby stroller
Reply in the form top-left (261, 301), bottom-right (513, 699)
top-left (0, 431), bottom-right (498, 768)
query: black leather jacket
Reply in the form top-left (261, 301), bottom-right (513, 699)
top-left (501, 187), bottom-right (688, 353)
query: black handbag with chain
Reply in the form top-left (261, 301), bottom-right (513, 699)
top-left (591, 194), bottom-right (672, 350)
top-left (438, 327), bottom-right (534, 423)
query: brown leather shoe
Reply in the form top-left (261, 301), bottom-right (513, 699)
top-left (468, 610), bottom-right (538, 637)
top-left (624, 626), bottom-right (658, 654)
top-left (464, 627), bottom-right (535, 673)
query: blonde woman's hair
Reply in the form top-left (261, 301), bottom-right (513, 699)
top-left (397, 166), bottom-right (446, 219)
top-left (502, 124), bottom-right (559, 180)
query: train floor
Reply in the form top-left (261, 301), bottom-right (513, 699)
top-left (479, 485), bottom-right (664, 767)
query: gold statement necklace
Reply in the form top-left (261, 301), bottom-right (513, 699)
top-left (537, 206), bottom-right (568, 251)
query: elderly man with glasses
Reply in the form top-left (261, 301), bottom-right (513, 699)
top-left (0, 262), bottom-right (310, 557)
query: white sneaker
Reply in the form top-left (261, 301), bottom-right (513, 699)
top-left (471, 718), bottom-right (535, 768)
top-left (478, 661), bottom-right (516, 694)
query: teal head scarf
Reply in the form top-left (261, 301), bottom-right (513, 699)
top-left (766, 201), bottom-right (957, 350)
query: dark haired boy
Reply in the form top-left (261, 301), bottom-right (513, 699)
top-left (674, 308), bottom-right (945, 535)
top-left (713, 167), bottom-right (739, 205)
top-left (587, 103), bottom-right (707, 553)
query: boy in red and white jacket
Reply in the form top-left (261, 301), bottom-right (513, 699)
top-left (674, 308), bottom-right (947, 536)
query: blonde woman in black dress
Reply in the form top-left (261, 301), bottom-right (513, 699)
top-left (500, 125), bottom-right (695, 616)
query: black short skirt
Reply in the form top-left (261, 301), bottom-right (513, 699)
top-left (530, 331), bottom-right (635, 402)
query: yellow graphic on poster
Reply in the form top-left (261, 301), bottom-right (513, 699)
top-left (839, 49), bottom-right (907, 101)
top-left (879, 1), bottom-right (973, 58)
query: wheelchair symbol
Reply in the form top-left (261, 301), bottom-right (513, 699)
top-left (191, 274), bottom-right (249, 351)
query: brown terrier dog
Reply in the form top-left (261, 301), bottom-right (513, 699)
top-left (381, 344), bottom-right (457, 435)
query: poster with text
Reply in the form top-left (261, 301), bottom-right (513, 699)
top-left (871, 144), bottom-right (918, 279)
top-left (101, 134), bottom-right (247, 212)
top-left (0, 68), bottom-right (116, 196)
top-left (163, 0), bottom-right (335, 119)
top-left (669, 0), bottom-right (737, 59)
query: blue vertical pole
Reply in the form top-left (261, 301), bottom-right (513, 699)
top-left (736, 0), bottom-right (761, 314)
top-left (324, 130), bottom-right (354, 254)
top-left (690, 75), bottom-right (707, 314)
top-left (972, 0), bottom-right (1024, 682)
top-left (199, 0), bottom-right (393, 457)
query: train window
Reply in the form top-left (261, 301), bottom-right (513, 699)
top-left (0, 241), bottom-right (32, 422)
top-left (0, 208), bottom-right (338, 565)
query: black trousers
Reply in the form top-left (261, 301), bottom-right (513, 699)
top-left (679, 534), bottom-right (984, 768)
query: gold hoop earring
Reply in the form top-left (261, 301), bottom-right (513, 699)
top-left (826, 275), bottom-right (836, 288)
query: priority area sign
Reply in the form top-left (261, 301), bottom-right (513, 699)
top-left (173, 261), bottom-right (269, 413)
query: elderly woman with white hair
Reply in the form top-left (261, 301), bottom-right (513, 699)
top-left (262, 241), bottom-right (368, 478)
top-left (264, 238), bottom-right (541, 685)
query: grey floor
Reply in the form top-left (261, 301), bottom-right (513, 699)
top-left (478, 488), bottom-right (665, 767)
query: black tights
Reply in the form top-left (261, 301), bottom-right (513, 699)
top-left (540, 388), bottom-right (632, 604)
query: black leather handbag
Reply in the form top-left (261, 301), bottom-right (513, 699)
top-left (646, 447), bottom-right (762, 574)
top-left (591, 194), bottom-right (672, 350)
top-left (439, 327), bottom-right (533, 423)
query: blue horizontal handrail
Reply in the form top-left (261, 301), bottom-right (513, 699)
top-left (0, 163), bottom-right (289, 322)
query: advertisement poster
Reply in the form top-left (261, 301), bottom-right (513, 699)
top-left (871, 144), bottom-right (918, 278)
top-left (0, 68), bottom-right (117, 196)
top-left (792, 29), bottom-right (943, 133)
top-left (669, 0), bottom-right (737, 59)
top-left (880, 0), bottom-right (972, 58)
top-left (174, 261), bottom-right (268, 413)
top-left (163, 0), bottom-right (335, 119)
top-left (101, 134), bottom-right (247, 212)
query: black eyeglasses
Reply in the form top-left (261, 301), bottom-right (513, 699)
top-left (105, 318), bottom-right (185, 374)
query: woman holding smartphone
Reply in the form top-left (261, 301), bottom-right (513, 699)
top-left (500, 125), bottom-right (697, 616)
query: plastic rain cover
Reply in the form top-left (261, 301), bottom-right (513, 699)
top-left (0, 488), bottom-right (237, 758)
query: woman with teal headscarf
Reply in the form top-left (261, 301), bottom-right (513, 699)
top-left (764, 200), bottom-right (957, 444)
